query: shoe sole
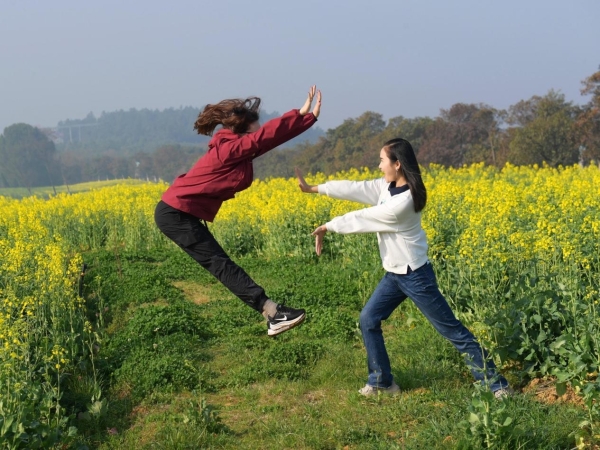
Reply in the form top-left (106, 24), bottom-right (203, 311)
top-left (268, 313), bottom-right (306, 336)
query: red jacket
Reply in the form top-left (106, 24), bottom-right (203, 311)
top-left (161, 109), bottom-right (317, 221)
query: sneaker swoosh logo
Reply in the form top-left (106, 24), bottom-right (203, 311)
top-left (274, 315), bottom-right (288, 321)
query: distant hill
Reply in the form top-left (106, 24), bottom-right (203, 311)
top-left (53, 107), bottom-right (325, 155)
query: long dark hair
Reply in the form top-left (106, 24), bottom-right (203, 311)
top-left (383, 138), bottom-right (427, 212)
top-left (194, 97), bottom-right (261, 136)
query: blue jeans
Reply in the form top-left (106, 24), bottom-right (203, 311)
top-left (359, 262), bottom-right (509, 392)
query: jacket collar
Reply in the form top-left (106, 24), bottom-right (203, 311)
top-left (388, 181), bottom-right (410, 196)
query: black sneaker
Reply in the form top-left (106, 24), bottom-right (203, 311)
top-left (267, 304), bottom-right (306, 336)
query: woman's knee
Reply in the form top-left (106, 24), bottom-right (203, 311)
top-left (359, 308), bottom-right (380, 330)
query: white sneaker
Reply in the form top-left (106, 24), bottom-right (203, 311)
top-left (493, 387), bottom-right (515, 400)
top-left (358, 382), bottom-right (400, 397)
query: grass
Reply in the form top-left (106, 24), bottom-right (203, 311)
top-left (0, 179), bottom-right (150, 199)
top-left (70, 247), bottom-right (588, 449)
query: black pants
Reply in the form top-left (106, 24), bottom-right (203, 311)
top-left (154, 201), bottom-right (268, 312)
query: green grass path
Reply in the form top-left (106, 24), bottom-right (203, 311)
top-left (72, 248), bottom-right (584, 449)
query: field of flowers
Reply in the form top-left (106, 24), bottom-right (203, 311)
top-left (1, 163), bottom-right (599, 448)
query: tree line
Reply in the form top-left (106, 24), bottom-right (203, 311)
top-left (1, 67), bottom-right (599, 190)
top-left (54, 107), bottom-right (324, 155)
top-left (254, 69), bottom-right (600, 178)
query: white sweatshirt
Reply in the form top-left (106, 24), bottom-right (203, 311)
top-left (318, 178), bottom-right (429, 274)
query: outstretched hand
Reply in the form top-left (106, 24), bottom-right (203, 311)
top-left (299, 85), bottom-right (322, 118)
top-left (295, 168), bottom-right (318, 193)
top-left (311, 225), bottom-right (327, 256)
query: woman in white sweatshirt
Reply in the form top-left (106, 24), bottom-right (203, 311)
top-left (296, 138), bottom-right (512, 398)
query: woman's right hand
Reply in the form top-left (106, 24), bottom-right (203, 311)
top-left (295, 168), bottom-right (318, 193)
top-left (299, 85), bottom-right (322, 118)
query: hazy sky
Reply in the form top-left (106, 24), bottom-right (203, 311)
top-left (1, 0), bottom-right (598, 133)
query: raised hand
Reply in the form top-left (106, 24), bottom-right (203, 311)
top-left (299, 85), bottom-right (317, 116)
top-left (295, 167), bottom-right (318, 193)
top-left (312, 89), bottom-right (322, 119)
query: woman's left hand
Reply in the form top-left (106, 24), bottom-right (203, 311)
top-left (311, 225), bottom-right (327, 256)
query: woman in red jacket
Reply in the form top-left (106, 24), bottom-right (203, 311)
top-left (155, 86), bottom-right (321, 336)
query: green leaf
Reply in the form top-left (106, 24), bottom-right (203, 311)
top-left (535, 330), bottom-right (547, 343)
top-left (578, 419), bottom-right (591, 429)
top-left (556, 382), bottom-right (567, 396)
top-left (551, 338), bottom-right (566, 349)
top-left (88, 399), bottom-right (107, 417)
top-left (1, 415), bottom-right (13, 436)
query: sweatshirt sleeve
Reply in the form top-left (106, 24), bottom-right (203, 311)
top-left (325, 194), bottom-right (413, 234)
top-left (215, 109), bottom-right (317, 164)
top-left (318, 178), bottom-right (385, 206)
